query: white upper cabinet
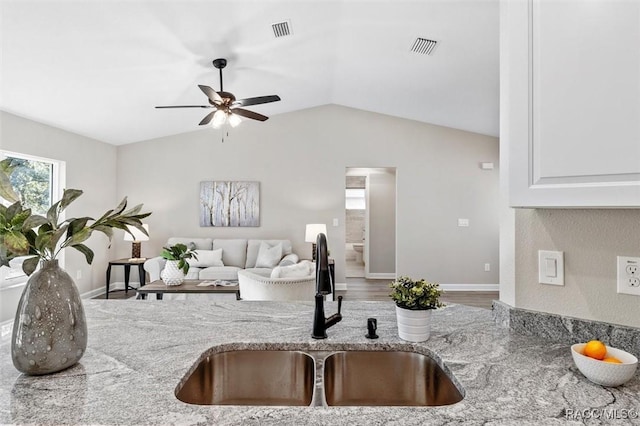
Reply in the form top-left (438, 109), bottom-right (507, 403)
top-left (503, 0), bottom-right (640, 207)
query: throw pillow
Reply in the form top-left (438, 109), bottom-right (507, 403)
top-left (271, 260), bottom-right (313, 279)
top-left (278, 253), bottom-right (300, 267)
top-left (187, 249), bottom-right (224, 267)
top-left (255, 242), bottom-right (283, 268)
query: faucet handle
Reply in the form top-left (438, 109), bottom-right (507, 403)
top-left (337, 295), bottom-right (343, 314)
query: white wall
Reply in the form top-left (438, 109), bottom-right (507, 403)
top-left (114, 105), bottom-right (500, 286)
top-left (368, 170), bottom-right (396, 275)
top-left (515, 209), bottom-right (640, 328)
top-left (0, 111), bottom-right (118, 323)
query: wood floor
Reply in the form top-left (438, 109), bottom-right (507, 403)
top-left (93, 289), bottom-right (137, 300)
top-left (94, 279), bottom-right (498, 310)
top-left (337, 278), bottom-right (498, 310)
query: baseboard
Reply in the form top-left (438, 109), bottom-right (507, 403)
top-left (335, 282), bottom-right (347, 291)
top-left (81, 286), bottom-right (106, 300)
top-left (81, 281), bottom-right (142, 299)
top-left (365, 273), bottom-right (396, 279)
top-left (440, 283), bottom-right (499, 292)
top-left (1, 318), bottom-right (14, 342)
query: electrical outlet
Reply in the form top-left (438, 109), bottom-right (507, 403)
top-left (617, 256), bottom-right (640, 296)
top-left (484, 263), bottom-right (491, 272)
top-left (76, 270), bottom-right (82, 280)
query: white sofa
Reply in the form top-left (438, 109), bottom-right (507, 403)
top-left (238, 263), bottom-right (316, 301)
top-left (144, 237), bottom-right (300, 283)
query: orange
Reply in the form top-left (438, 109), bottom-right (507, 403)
top-left (583, 340), bottom-right (607, 360)
top-left (602, 357), bottom-right (622, 364)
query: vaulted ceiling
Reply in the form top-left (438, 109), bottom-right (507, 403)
top-left (0, 0), bottom-right (499, 146)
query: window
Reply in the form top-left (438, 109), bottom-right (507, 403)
top-left (345, 188), bottom-right (366, 210)
top-left (1, 151), bottom-right (65, 283)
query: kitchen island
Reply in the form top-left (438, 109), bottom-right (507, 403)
top-left (1, 300), bottom-right (639, 425)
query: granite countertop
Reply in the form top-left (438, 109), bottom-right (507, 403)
top-left (1, 300), bottom-right (639, 425)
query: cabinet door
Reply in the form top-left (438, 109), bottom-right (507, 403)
top-left (505, 0), bottom-right (640, 207)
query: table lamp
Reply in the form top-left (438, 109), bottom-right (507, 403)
top-left (124, 224), bottom-right (149, 260)
top-left (305, 223), bottom-right (327, 261)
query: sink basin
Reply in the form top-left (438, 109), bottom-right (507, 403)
top-left (175, 350), bottom-right (315, 406)
top-left (323, 350), bottom-right (463, 406)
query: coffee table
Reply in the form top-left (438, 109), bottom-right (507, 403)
top-left (136, 280), bottom-right (240, 300)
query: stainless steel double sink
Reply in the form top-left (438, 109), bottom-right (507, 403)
top-left (175, 348), bottom-right (464, 407)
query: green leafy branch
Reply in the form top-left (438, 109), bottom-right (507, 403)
top-left (0, 159), bottom-right (151, 276)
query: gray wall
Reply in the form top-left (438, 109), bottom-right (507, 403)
top-left (368, 171), bottom-right (396, 274)
top-left (114, 105), bottom-right (500, 286)
top-left (0, 111), bottom-right (118, 322)
top-left (515, 209), bottom-right (640, 328)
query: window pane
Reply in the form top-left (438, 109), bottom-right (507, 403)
top-left (7, 157), bottom-right (53, 215)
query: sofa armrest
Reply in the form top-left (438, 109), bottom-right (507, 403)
top-left (144, 256), bottom-right (166, 282)
top-left (278, 253), bottom-right (300, 267)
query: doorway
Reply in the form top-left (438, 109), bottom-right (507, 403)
top-left (345, 167), bottom-right (396, 280)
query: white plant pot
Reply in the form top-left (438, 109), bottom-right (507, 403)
top-left (395, 306), bottom-right (432, 342)
top-left (161, 260), bottom-right (185, 286)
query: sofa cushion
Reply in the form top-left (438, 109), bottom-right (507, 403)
top-left (270, 260), bottom-right (314, 279)
top-left (245, 239), bottom-right (292, 268)
top-left (255, 241), bottom-right (283, 268)
top-left (167, 237), bottom-right (213, 250)
top-left (213, 239), bottom-right (248, 268)
top-left (185, 267), bottom-right (201, 280)
top-left (187, 249), bottom-right (224, 267)
top-left (244, 268), bottom-right (273, 278)
top-left (199, 266), bottom-right (242, 281)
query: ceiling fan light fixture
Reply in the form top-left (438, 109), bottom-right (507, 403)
top-left (211, 110), bottom-right (227, 128)
top-left (228, 113), bottom-right (241, 128)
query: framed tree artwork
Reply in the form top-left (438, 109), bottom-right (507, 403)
top-left (200, 181), bottom-right (260, 227)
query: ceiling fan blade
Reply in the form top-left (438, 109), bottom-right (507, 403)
top-left (155, 105), bottom-right (212, 108)
top-left (232, 108), bottom-right (269, 122)
top-left (198, 85), bottom-right (223, 104)
top-left (199, 111), bottom-right (216, 126)
top-left (232, 95), bottom-right (281, 107)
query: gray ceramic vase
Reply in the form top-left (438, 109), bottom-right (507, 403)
top-left (11, 260), bottom-right (87, 375)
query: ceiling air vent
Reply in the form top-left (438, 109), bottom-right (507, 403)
top-left (272, 20), bottom-right (292, 38)
top-left (410, 37), bottom-right (438, 55)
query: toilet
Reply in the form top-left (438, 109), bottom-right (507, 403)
top-left (353, 243), bottom-right (364, 264)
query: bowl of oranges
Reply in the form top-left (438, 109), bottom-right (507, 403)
top-left (571, 340), bottom-right (638, 387)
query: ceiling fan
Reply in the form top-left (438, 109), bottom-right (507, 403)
top-left (155, 58), bottom-right (281, 128)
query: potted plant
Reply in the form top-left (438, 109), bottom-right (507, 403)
top-left (0, 158), bottom-right (151, 375)
top-left (160, 243), bottom-right (197, 286)
top-left (390, 276), bottom-right (444, 342)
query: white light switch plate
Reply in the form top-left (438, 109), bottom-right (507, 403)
top-left (457, 218), bottom-right (469, 227)
top-left (617, 256), bottom-right (640, 296)
top-left (538, 250), bottom-right (564, 286)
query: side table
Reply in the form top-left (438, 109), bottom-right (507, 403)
top-left (106, 258), bottom-right (146, 299)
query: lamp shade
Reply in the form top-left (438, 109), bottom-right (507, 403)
top-left (123, 224), bottom-right (149, 242)
top-left (305, 224), bottom-right (327, 243)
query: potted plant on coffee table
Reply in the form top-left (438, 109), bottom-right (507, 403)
top-left (390, 276), bottom-right (444, 342)
top-left (160, 243), bottom-right (197, 286)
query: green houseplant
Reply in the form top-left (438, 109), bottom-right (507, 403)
top-left (160, 243), bottom-right (197, 286)
top-left (0, 158), bottom-right (151, 375)
top-left (390, 276), bottom-right (444, 342)
top-left (390, 276), bottom-right (444, 310)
